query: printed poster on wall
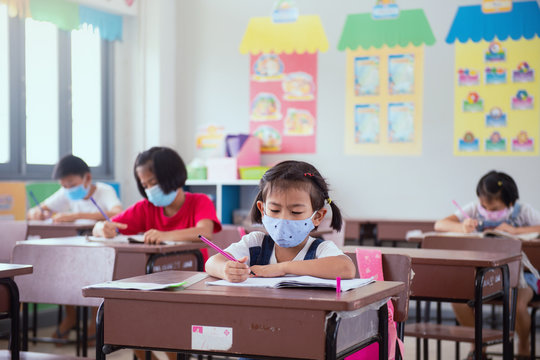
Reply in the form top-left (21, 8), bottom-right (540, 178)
top-left (453, 38), bottom-right (540, 156)
top-left (249, 52), bottom-right (317, 153)
top-left (345, 45), bottom-right (425, 155)
top-left (338, 8), bottom-right (435, 156)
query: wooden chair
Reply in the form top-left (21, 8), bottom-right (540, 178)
top-left (346, 251), bottom-right (412, 359)
top-left (406, 235), bottom-right (522, 360)
top-left (0, 221), bottom-right (27, 262)
top-left (12, 243), bottom-right (116, 358)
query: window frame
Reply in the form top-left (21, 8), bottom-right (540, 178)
top-left (0, 14), bottom-right (114, 180)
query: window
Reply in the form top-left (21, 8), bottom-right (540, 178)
top-left (71, 24), bottom-right (102, 167)
top-left (25, 19), bottom-right (59, 165)
top-left (0, 15), bottom-right (114, 179)
top-left (0, 4), bottom-right (9, 164)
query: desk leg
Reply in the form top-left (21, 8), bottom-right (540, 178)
top-left (501, 265), bottom-right (511, 360)
top-left (96, 302), bottom-right (105, 360)
top-left (474, 269), bottom-right (485, 360)
top-left (146, 250), bottom-right (205, 274)
top-left (1, 278), bottom-right (20, 360)
top-left (378, 303), bottom-right (389, 360)
top-left (324, 312), bottom-right (341, 360)
top-left (83, 306), bottom-right (88, 357)
top-left (415, 300), bottom-right (421, 360)
top-left (22, 303), bottom-right (28, 352)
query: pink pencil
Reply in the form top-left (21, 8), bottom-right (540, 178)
top-left (199, 234), bottom-right (256, 275)
top-left (336, 277), bottom-right (341, 293)
top-left (198, 235), bottom-right (237, 262)
top-left (452, 200), bottom-right (470, 219)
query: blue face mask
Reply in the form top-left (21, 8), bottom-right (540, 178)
top-left (65, 184), bottom-right (90, 201)
top-left (145, 184), bottom-right (178, 207)
top-left (261, 208), bottom-right (317, 248)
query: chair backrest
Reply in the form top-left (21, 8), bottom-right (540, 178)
top-left (0, 220), bottom-right (27, 262)
top-left (423, 235), bottom-right (522, 288)
top-left (208, 224), bottom-right (243, 257)
top-left (12, 243), bottom-right (115, 307)
top-left (345, 252), bottom-right (411, 323)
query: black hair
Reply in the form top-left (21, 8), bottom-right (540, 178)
top-left (134, 147), bottom-right (187, 199)
top-left (52, 155), bottom-right (90, 179)
top-left (476, 170), bottom-right (519, 207)
top-left (250, 160), bottom-right (343, 231)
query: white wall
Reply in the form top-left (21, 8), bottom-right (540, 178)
top-left (117, 0), bottom-right (540, 219)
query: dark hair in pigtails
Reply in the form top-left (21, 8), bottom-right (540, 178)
top-left (328, 201), bottom-right (343, 232)
top-left (249, 160), bottom-right (343, 232)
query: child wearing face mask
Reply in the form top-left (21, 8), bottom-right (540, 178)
top-left (27, 154), bottom-right (123, 222)
top-left (26, 155), bottom-right (123, 343)
top-left (435, 170), bottom-right (540, 360)
top-left (93, 146), bottom-right (221, 244)
top-left (205, 160), bottom-right (356, 283)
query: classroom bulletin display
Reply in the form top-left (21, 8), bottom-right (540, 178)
top-left (338, 9), bottom-right (435, 155)
top-left (239, 14), bottom-right (328, 154)
top-left (447, 1), bottom-right (540, 156)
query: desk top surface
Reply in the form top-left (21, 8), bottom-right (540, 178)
top-left (27, 220), bottom-right (96, 229)
top-left (342, 246), bottom-right (521, 267)
top-left (18, 236), bottom-right (207, 254)
top-left (83, 270), bottom-right (404, 312)
top-left (0, 263), bottom-right (33, 278)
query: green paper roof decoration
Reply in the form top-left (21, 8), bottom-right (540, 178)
top-left (338, 9), bottom-right (435, 51)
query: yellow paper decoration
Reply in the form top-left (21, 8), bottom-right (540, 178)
top-left (239, 15), bottom-right (328, 54)
top-left (0, 0), bottom-right (31, 18)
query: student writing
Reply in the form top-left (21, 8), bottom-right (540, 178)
top-left (27, 155), bottom-right (122, 222)
top-left (435, 170), bottom-right (540, 359)
top-left (92, 146), bottom-right (221, 244)
top-left (206, 160), bottom-right (356, 282)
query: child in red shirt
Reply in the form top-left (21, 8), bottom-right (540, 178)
top-left (93, 146), bottom-right (221, 242)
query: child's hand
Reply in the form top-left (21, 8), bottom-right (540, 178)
top-left (102, 221), bottom-right (127, 238)
top-left (28, 207), bottom-right (51, 220)
top-left (250, 263), bottom-right (287, 278)
top-left (143, 229), bottom-right (169, 244)
top-left (52, 212), bottom-right (78, 223)
top-left (495, 222), bottom-right (519, 234)
top-left (462, 218), bottom-right (478, 233)
top-left (223, 256), bottom-right (250, 283)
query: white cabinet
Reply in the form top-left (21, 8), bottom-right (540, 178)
top-left (185, 180), bottom-right (260, 224)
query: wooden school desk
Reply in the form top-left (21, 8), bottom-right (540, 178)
top-left (342, 246), bottom-right (520, 360)
top-left (83, 271), bottom-right (405, 360)
top-left (20, 236), bottom-right (207, 277)
top-left (0, 263), bottom-right (33, 360)
top-left (26, 220), bottom-right (95, 238)
top-left (344, 219), bottom-right (435, 246)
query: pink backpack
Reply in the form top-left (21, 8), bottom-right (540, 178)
top-left (345, 248), bottom-right (404, 360)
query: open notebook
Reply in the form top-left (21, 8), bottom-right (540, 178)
top-left (85, 273), bottom-right (208, 291)
top-left (206, 276), bottom-right (374, 292)
top-left (86, 234), bottom-right (176, 245)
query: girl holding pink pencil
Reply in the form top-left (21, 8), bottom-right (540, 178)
top-left (435, 170), bottom-right (540, 359)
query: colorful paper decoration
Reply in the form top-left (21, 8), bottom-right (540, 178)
top-left (79, 6), bottom-right (123, 41)
top-left (22, 0), bottom-right (123, 41)
top-left (240, 15), bottom-right (327, 153)
top-left (29, 0), bottom-right (79, 31)
top-left (0, 0), bottom-right (31, 18)
top-left (338, 9), bottom-right (435, 155)
top-left (447, 1), bottom-right (540, 156)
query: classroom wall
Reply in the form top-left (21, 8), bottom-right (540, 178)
top-left (117, 0), bottom-right (540, 220)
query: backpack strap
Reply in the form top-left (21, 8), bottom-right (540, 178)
top-left (249, 235), bottom-right (275, 266)
top-left (303, 238), bottom-right (324, 260)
